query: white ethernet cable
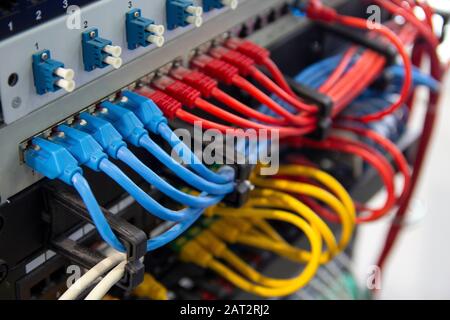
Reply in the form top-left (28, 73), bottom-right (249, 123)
top-left (84, 260), bottom-right (127, 300)
top-left (59, 252), bottom-right (126, 300)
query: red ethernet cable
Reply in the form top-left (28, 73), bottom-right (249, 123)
top-left (319, 46), bottom-right (359, 93)
top-left (334, 124), bottom-right (412, 204)
top-left (225, 37), bottom-right (298, 98)
top-left (285, 135), bottom-right (397, 223)
top-left (302, 0), bottom-right (413, 123)
top-left (374, 0), bottom-right (440, 49)
top-left (151, 75), bottom-right (316, 136)
top-left (209, 46), bottom-right (318, 114)
top-left (170, 66), bottom-right (287, 126)
top-left (136, 82), bottom-right (314, 138)
top-left (377, 36), bottom-right (445, 271)
top-left (190, 54), bottom-right (316, 127)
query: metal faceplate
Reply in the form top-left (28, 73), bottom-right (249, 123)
top-left (0, 0), bottom-right (286, 204)
top-left (0, 0), bottom-right (235, 125)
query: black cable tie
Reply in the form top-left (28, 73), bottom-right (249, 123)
top-left (286, 77), bottom-right (333, 140)
top-left (44, 182), bottom-right (146, 291)
top-left (317, 22), bottom-right (397, 65)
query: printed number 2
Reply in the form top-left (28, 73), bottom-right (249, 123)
top-left (36, 10), bottom-right (42, 21)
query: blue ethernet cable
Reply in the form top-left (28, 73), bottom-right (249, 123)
top-left (120, 91), bottom-right (233, 185)
top-left (94, 100), bottom-right (235, 195)
top-left (53, 124), bottom-right (222, 222)
top-left (75, 113), bottom-right (232, 204)
top-left (25, 136), bottom-right (219, 253)
top-left (386, 65), bottom-right (440, 92)
top-left (24, 137), bottom-right (126, 252)
top-left (147, 209), bottom-right (202, 251)
top-left (55, 124), bottom-right (219, 208)
top-left (148, 165), bottom-right (234, 251)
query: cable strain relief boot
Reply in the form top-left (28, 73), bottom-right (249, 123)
top-left (52, 125), bottom-right (108, 171)
top-left (196, 231), bottom-right (227, 257)
top-left (98, 101), bottom-right (148, 147)
top-left (305, 1), bottom-right (338, 22)
top-left (76, 113), bottom-right (127, 159)
top-left (152, 76), bottom-right (201, 109)
top-left (209, 46), bottom-right (255, 76)
top-left (135, 87), bottom-right (182, 120)
top-left (25, 137), bottom-right (82, 185)
top-left (191, 55), bottom-right (239, 85)
top-left (179, 241), bottom-right (214, 268)
top-left (226, 38), bottom-right (270, 65)
top-left (171, 68), bottom-right (218, 98)
top-left (121, 91), bottom-right (168, 134)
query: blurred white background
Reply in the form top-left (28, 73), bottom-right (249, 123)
top-left (353, 20), bottom-right (450, 299)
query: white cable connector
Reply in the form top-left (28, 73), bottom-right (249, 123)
top-left (54, 67), bottom-right (75, 81)
top-left (103, 56), bottom-right (123, 69)
top-left (185, 5), bottom-right (203, 17)
top-left (186, 15), bottom-right (203, 28)
top-left (102, 45), bottom-right (122, 58)
top-left (55, 79), bottom-right (76, 92)
top-left (147, 35), bottom-right (165, 47)
top-left (146, 24), bottom-right (165, 36)
top-left (222, 0), bottom-right (238, 10)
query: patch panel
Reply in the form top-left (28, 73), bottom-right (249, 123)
top-left (0, 0), bottom-right (246, 126)
top-left (2, 0), bottom-right (294, 208)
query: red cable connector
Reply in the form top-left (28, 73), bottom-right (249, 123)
top-left (170, 66), bottom-right (218, 98)
top-left (225, 38), bottom-right (270, 65)
top-left (209, 46), bottom-right (255, 76)
top-left (305, 0), bottom-right (337, 22)
top-left (190, 54), bottom-right (239, 85)
top-left (135, 86), bottom-right (182, 120)
top-left (191, 54), bottom-right (316, 126)
top-left (152, 76), bottom-right (201, 109)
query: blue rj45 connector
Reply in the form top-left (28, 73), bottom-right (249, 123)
top-left (203, 0), bottom-right (238, 12)
top-left (126, 8), bottom-right (165, 50)
top-left (52, 125), bottom-right (108, 171)
top-left (25, 137), bottom-right (82, 185)
top-left (98, 101), bottom-right (148, 147)
top-left (32, 50), bottom-right (75, 95)
top-left (166, 0), bottom-right (203, 30)
top-left (82, 28), bottom-right (123, 71)
top-left (120, 91), bottom-right (167, 134)
top-left (74, 113), bottom-right (127, 159)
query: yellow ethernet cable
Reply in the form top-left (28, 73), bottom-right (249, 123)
top-left (133, 274), bottom-right (168, 300)
top-left (250, 184), bottom-right (354, 257)
top-left (246, 192), bottom-right (340, 262)
top-left (180, 208), bottom-right (322, 298)
top-left (196, 230), bottom-right (314, 289)
top-left (249, 218), bottom-right (287, 243)
top-left (277, 165), bottom-right (356, 221)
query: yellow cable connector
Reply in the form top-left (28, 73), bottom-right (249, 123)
top-left (133, 274), bottom-right (168, 300)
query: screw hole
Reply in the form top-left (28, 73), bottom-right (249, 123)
top-left (8, 73), bottom-right (19, 87)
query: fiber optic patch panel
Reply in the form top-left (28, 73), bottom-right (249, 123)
top-left (0, 0), bottom-right (297, 206)
top-left (0, 0), bottom-right (300, 299)
top-left (0, 0), bottom-right (446, 303)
